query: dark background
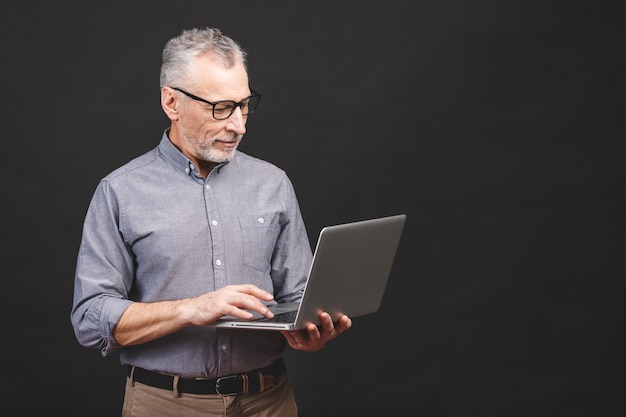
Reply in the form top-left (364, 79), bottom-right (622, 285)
top-left (2, 1), bottom-right (624, 416)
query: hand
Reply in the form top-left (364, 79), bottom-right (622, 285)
top-left (280, 312), bottom-right (352, 352)
top-left (115, 284), bottom-right (275, 346)
top-left (183, 284), bottom-right (275, 325)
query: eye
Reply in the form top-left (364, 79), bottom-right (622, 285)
top-left (213, 101), bottom-right (235, 115)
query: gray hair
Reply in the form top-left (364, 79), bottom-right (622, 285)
top-left (159, 27), bottom-right (247, 89)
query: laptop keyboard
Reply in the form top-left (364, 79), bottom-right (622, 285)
top-left (255, 310), bottom-right (297, 323)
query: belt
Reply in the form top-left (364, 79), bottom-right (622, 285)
top-left (128, 359), bottom-right (285, 396)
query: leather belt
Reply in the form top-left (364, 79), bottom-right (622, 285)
top-left (128, 359), bottom-right (285, 396)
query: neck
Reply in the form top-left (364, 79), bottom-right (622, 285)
top-left (196, 160), bottom-right (218, 178)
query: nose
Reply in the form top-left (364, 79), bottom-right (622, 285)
top-left (225, 107), bottom-right (247, 135)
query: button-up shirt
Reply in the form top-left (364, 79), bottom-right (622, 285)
top-left (71, 132), bottom-right (312, 378)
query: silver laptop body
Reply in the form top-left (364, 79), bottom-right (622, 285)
top-left (208, 214), bottom-right (406, 330)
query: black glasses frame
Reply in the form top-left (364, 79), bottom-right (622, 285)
top-left (171, 87), bottom-right (261, 120)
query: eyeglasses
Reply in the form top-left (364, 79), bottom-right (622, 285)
top-left (171, 87), bottom-right (261, 120)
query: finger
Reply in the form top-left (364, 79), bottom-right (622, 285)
top-left (306, 323), bottom-right (322, 339)
top-left (335, 315), bottom-right (352, 332)
top-left (220, 305), bottom-right (255, 319)
top-left (313, 313), bottom-right (335, 339)
top-left (280, 330), bottom-right (300, 348)
top-left (319, 312), bottom-right (334, 330)
top-left (237, 284), bottom-right (274, 301)
top-left (220, 297), bottom-right (273, 319)
top-left (220, 287), bottom-right (275, 317)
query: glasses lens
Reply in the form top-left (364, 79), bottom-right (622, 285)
top-left (213, 102), bottom-right (235, 120)
top-left (242, 95), bottom-right (260, 116)
top-left (211, 94), bottom-right (261, 120)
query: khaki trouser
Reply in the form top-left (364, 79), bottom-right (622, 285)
top-left (122, 373), bottom-right (298, 417)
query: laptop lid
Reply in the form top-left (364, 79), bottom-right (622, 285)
top-left (209, 214), bottom-right (406, 330)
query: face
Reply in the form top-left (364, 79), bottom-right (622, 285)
top-left (169, 54), bottom-right (251, 167)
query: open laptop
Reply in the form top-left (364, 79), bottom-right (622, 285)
top-left (209, 213), bottom-right (406, 330)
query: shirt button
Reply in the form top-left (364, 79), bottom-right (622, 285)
top-left (221, 344), bottom-right (228, 351)
top-left (212, 220), bottom-right (218, 226)
top-left (257, 217), bottom-right (264, 224)
top-left (205, 184), bottom-right (211, 190)
top-left (215, 259), bottom-right (222, 266)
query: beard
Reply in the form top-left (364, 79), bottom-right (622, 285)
top-left (189, 134), bottom-right (243, 163)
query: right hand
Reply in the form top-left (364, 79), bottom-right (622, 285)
top-left (114, 284), bottom-right (275, 346)
top-left (181, 284), bottom-right (275, 325)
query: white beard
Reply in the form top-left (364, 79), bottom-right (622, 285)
top-left (185, 134), bottom-right (242, 163)
top-left (198, 138), bottom-right (240, 163)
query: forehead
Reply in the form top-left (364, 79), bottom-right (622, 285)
top-left (189, 54), bottom-right (249, 100)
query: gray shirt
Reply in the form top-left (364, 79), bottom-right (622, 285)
top-left (71, 132), bottom-right (312, 378)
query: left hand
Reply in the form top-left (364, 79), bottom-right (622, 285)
top-left (280, 312), bottom-right (352, 352)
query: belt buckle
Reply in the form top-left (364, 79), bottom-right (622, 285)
top-left (215, 375), bottom-right (240, 397)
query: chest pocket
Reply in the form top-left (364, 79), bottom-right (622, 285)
top-left (238, 215), bottom-right (280, 272)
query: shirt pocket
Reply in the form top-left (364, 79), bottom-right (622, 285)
top-left (238, 214), bottom-right (280, 272)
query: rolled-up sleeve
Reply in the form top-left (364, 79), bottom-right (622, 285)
top-left (70, 180), bottom-right (134, 356)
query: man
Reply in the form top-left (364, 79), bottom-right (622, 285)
top-left (71, 27), bottom-right (351, 417)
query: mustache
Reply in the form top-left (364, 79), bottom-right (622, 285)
top-left (211, 135), bottom-right (242, 144)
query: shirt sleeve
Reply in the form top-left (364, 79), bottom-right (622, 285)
top-left (270, 175), bottom-right (313, 303)
top-left (70, 179), bottom-right (134, 357)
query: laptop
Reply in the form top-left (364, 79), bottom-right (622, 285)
top-left (209, 213), bottom-right (406, 330)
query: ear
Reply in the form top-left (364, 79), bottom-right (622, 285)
top-left (161, 86), bottom-right (180, 121)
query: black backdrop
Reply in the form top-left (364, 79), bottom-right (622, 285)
top-left (2, 1), bottom-right (624, 416)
